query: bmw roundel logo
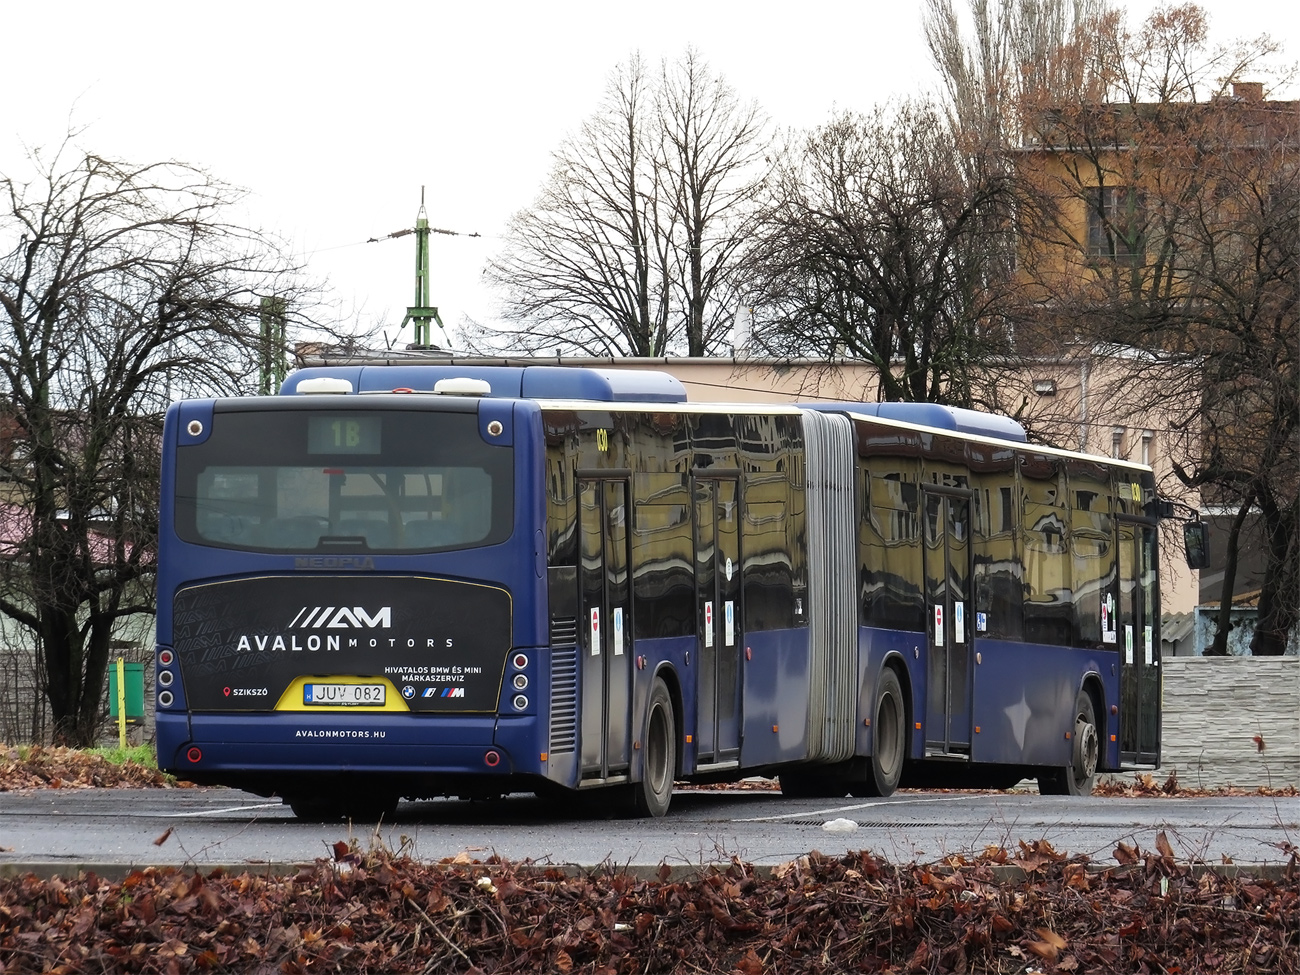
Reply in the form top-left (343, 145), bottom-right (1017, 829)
top-left (402, 685), bottom-right (415, 699)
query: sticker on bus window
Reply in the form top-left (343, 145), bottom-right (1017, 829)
top-left (725, 558), bottom-right (733, 581)
top-left (704, 601), bottom-right (714, 648)
top-left (590, 608), bottom-right (601, 656)
top-left (1144, 625), bottom-right (1153, 665)
top-left (725, 601), bottom-right (735, 647)
top-left (613, 607), bottom-right (624, 656)
top-left (1125, 625), bottom-right (1134, 664)
top-left (934, 606), bottom-right (944, 647)
top-left (976, 612), bottom-right (987, 633)
top-left (954, 602), bottom-right (965, 644)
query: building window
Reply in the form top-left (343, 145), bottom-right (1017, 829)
top-left (1087, 186), bottom-right (1145, 261)
top-left (1111, 427), bottom-right (1125, 459)
top-left (1141, 430), bottom-right (1154, 466)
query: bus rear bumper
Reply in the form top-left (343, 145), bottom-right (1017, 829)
top-left (157, 712), bottom-right (546, 790)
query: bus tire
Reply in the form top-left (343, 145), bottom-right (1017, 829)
top-left (851, 668), bottom-right (905, 798)
top-left (630, 679), bottom-right (676, 818)
top-left (286, 796), bottom-right (344, 821)
top-left (780, 768), bottom-right (848, 798)
top-left (343, 792), bottom-right (400, 822)
top-left (1038, 690), bottom-right (1099, 796)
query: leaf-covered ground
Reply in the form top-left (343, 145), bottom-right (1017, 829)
top-left (1, 839), bottom-right (1296, 974)
top-left (0, 747), bottom-right (185, 791)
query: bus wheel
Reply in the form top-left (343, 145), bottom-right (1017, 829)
top-left (286, 797), bottom-right (344, 821)
top-left (343, 793), bottom-right (400, 822)
top-left (780, 768), bottom-right (848, 798)
top-left (1039, 690), bottom-right (1099, 796)
top-left (630, 679), bottom-right (676, 818)
top-left (851, 668), bottom-right (905, 798)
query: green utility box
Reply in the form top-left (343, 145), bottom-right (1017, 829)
top-left (109, 662), bottom-right (146, 724)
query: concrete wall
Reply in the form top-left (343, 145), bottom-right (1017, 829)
top-left (1159, 657), bottom-right (1300, 789)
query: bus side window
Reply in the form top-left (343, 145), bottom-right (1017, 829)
top-left (1021, 455), bottom-right (1071, 646)
top-left (632, 502), bottom-right (694, 639)
top-left (974, 482), bottom-right (1023, 641)
top-left (862, 467), bottom-right (924, 632)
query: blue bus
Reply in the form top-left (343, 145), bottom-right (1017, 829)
top-left (155, 365), bottom-right (1162, 819)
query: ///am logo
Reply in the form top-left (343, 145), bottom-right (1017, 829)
top-left (288, 606), bottom-right (392, 629)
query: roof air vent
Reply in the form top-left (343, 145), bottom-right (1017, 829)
top-left (433, 377), bottom-right (492, 396)
top-left (295, 377), bottom-right (354, 395)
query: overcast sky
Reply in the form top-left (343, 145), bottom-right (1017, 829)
top-left (3, 1), bottom-right (1295, 351)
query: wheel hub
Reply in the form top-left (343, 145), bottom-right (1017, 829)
top-left (1075, 718), bottom-right (1099, 779)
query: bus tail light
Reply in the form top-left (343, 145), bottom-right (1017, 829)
top-left (158, 670), bottom-right (174, 687)
top-left (484, 750), bottom-right (501, 767)
top-left (158, 649), bottom-right (174, 666)
top-left (158, 691), bottom-right (174, 708)
top-left (512, 673), bottom-right (528, 690)
top-left (512, 694), bottom-right (529, 711)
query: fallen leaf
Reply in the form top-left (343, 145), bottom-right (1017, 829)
top-left (1156, 831), bottom-right (1176, 860)
top-left (154, 827), bottom-right (174, 847)
top-left (1035, 927), bottom-right (1067, 950)
top-left (1027, 939), bottom-right (1060, 961)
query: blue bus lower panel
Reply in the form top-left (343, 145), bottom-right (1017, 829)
top-left (740, 628), bottom-right (812, 768)
top-left (853, 627), bottom-right (1121, 772)
top-left (157, 712), bottom-right (549, 788)
top-left (969, 639), bottom-right (1121, 770)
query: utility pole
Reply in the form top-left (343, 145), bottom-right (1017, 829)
top-left (369, 190), bottom-right (479, 349)
top-left (258, 297), bottom-right (287, 394)
top-left (401, 188), bottom-right (445, 348)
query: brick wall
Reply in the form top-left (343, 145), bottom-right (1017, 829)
top-left (1160, 657), bottom-right (1300, 790)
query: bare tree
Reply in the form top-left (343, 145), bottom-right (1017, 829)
top-left (0, 139), bottom-right (318, 743)
top-left (747, 101), bottom-right (1019, 407)
top-left (480, 51), bottom-right (768, 357)
top-left (923, 0), bottom-right (1112, 152)
top-left (658, 49), bottom-right (768, 356)
top-left (1013, 5), bottom-right (1297, 654)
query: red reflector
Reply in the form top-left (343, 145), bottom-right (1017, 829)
top-left (484, 750), bottom-right (501, 767)
top-left (186, 747), bottom-right (202, 763)
top-left (392, 387), bottom-right (414, 393)
top-left (322, 468), bottom-right (345, 475)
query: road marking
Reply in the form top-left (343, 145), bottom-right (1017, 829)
top-left (738, 794), bottom-right (974, 823)
top-left (161, 802), bottom-right (285, 818)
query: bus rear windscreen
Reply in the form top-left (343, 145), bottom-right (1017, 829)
top-left (174, 409), bottom-right (513, 552)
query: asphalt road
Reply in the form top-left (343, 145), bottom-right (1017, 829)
top-left (1, 787), bottom-right (1295, 876)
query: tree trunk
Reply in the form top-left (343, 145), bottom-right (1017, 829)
top-left (1249, 494), bottom-right (1298, 656)
top-left (1206, 495), bottom-right (1253, 656)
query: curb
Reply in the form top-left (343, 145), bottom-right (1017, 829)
top-left (1, 859), bottom-right (1293, 883)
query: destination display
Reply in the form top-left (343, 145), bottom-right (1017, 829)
top-left (171, 575), bottom-right (512, 712)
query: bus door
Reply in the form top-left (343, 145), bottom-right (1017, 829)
top-left (923, 489), bottom-right (973, 755)
top-left (693, 477), bottom-right (742, 767)
top-left (1117, 520), bottom-right (1160, 765)
top-left (578, 479), bottom-right (632, 778)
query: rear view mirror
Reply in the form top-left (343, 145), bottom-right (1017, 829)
top-left (1182, 521), bottom-right (1209, 570)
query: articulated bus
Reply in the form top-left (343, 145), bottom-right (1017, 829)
top-left (155, 365), bottom-right (1162, 819)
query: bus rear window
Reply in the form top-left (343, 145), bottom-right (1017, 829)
top-left (175, 409), bottom-right (513, 552)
